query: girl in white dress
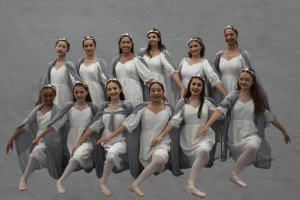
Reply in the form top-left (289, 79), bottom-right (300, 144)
top-left (35, 38), bottom-right (80, 107)
top-left (111, 33), bottom-right (154, 106)
top-left (178, 37), bottom-right (227, 98)
top-left (156, 75), bottom-right (222, 198)
top-left (138, 29), bottom-right (185, 102)
top-left (7, 85), bottom-right (63, 191)
top-left (30, 82), bottom-right (99, 194)
top-left (72, 79), bottom-right (133, 197)
top-left (102, 81), bottom-right (172, 197)
top-left (76, 36), bottom-right (111, 104)
top-left (199, 69), bottom-right (291, 188)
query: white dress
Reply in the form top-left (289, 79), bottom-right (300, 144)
top-left (143, 53), bottom-right (176, 97)
top-left (217, 100), bottom-right (275, 163)
top-left (25, 111), bottom-right (52, 166)
top-left (115, 57), bottom-right (153, 107)
top-left (89, 108), bottom-right (127, 169)
top-left (219, 55), bottom-right (247, 94)
top-left (180, 58), bottom-right (221, 96)
top-left (50, 66), bottom-right (73, 108)
top-left (122, 106), bottom-right (172, 173)
top-left (169, 100), bottom-right (219, 166)
top-left (79, 61), bottom-right (108, 104)
top-left (52, 107), bottom-right (94, 169)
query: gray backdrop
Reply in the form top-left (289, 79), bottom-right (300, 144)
top-left (1, 0), bottom-right (299, 199)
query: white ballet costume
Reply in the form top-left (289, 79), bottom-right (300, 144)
top-left (180, 58), bottom-right (220, 96)
top-left (143, 53), bottom-right (176, 97)
top-left (115, 58), bottom-right (153, 107)
top-left (217, 99), bottom-right (275, 163)
top-left (52, 107), bottom-right (94, 169)
top-left (123, 106), bottom-right (172, 173)
top-left (79, 61), bottom-right (108, 104)
top-left (219, 54), bottom-right (247, 94)
top-left (169, 100), bottom-right (219, 166)
top-left (50, 66), bottom-right (73, 108)
top-left (89, 108), bottom-right (127, 169)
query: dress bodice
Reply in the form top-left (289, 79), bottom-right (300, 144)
top-left (142, 109), bottom-right (170, 132)
top-left (79, 61), bottom-right (105, 84)
top-left (36, 111), bottom-right (52, 131)
top-left (51, 66), bottom-right (69, 85)
top-left (69, 107), bottom-right (93, 128)
top-left (116, 58), bottom-right (140, 80)
top-left (143, 55), bottom-right (164, 74)
top-left (231, 100), bottom-right (255, 122)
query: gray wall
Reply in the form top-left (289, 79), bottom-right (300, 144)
top-left (1, 0), bottom-right (299, 199)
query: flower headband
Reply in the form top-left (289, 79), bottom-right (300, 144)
top-left (192, 74), bottom-right (205, 81)
top-left (187, 38), bottom-right (202, 45)
top-left (72, 81), bottom-right (88, 88)
top-left (58, 38), bottom-right (70, 45)
top-left (120, 33), bottom-right (132, 39)
top-left (148, 80), bottom-right (164, 91)
top-left (224, 25), bottom-right (238, 33)
top-left (106, 78), bottom-right (121, 86)
top-left (82, 36), bottom-right (95, 41)
top-left (42, 84), bottom-right (57, 91)
top-left (240, 68), bottom-right (256, 76)
top-left (147, 29), bottom-right (160, 36)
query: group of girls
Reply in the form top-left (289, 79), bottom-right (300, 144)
top-left (7, 26), bottom-right (291, 198)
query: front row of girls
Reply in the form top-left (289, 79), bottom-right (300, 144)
top-left (7, 71), bottom-right (290, 198)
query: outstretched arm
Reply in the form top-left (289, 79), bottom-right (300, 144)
top-left (72, 128), bottom-right (95, 156)
top-left (7, 128), bottom-right (26, 154)
top-left (171, 72), bottom-right (185, 97)
top-left (150, 123), bottom-right (174, 148)
top-left (214, 82), bottom-right (227, 97)
top-left (30, 127), bottom-right (54, 150)
top-left (97, 125), bottom-right (127, 145)
top-left (270, 118), bottom-right (291, 144)
top-left (197, 109), bottom-right (224, 138)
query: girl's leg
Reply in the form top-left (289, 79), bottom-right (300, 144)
top-left (56, 160), bottom-right (79, 194)
top-left (231, 146), bottom-right (256, 188)
top-left (19, 157), bottom-right (38, 191)
top-left (130, 155), bottom-right (164, 197)
top-left (99, 160), bottom-right (115, 197)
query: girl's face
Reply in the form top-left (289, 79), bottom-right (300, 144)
top-left (190, 78), bottom-right (203, 96)
top-left (239, 72), bottom-right (254, 90)
top-left (42, 88), bottom-right (56, 105)
top-left (224, 29), bottom-right (238, 45)
top-left (119, 37), bottom-right (132, 53)
top-left (73, 86), bottom-right (89, 103)
top-left (55, 41), bottom-right (69, 56)
top-left (189, 41), bottom-right (202, 57)
top-left (149, 83), bottom-right (164, 102)
top-left (83, 39), bottom-right (96, 56)
top-left (107, 82), bottom-right (121, 100)
top-left (147, 33), bottom-right (160, 46)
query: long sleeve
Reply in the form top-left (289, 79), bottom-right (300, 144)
top-left (122, 108), bottom-right (144, 133)
top-left (160, 51), bottom-right (176, 77)
top-left (134, 58), bottom-right (153, 82)
top-left (89, 116), bottom-right (104, 131)
top-left (203, 60), bottom-right (221, 86)
top-left (168, 106), bottom-right (184, 128)
top-left (51, 112), bottom-right (69, 131)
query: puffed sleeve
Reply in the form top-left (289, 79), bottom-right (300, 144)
top-left (122, 108), bottom-right (144, 133)
top-left (51, 112), bottom-right (69, 131)
top-left (22, 124), bottom-right (30, 130)
top-left (89, 116), bottom-right (105, 131)
top-left (216, 106), bottom-right (228, 115)
top-left (160, 51), bottom-right (176, 77)
top-left (263, 109), bottom-right (276, 122)
top-left (97, 61), bottom-right (108, 85)
top-left (134, 58), bottom-right (153, 82)
top-left (205, 99), bottom-right (226, 119)
top-left (168, 106), bottom-right (184, 128)
top-left (203, 60), bottom-right (221, 86)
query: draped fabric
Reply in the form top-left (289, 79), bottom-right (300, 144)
top-left (15, 104), bottom-right (64, 179)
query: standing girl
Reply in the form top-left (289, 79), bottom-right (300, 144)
top-left (198, 69), bottom-right (290, 188)
top-left (111, 33), bottom-right (154, 106)
top-left (7, 85), bottom-right (64, 191)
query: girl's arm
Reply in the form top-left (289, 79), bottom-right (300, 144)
top-left (150, 123), bottom-right (174, 148)
top-left (270, 118), bottom-right (291, 144)
top-left (30, 127), bottom-right (54, 149)
top-left (35, 93), bottom-right (42, 106)
top-left (96, 125), bottom-right (127, 145)
top-left (197, 109), bottom-right (224, 138)
top-left (214, 83), bottom-right (227, 97)
top-left (171, 72), bottom-right (185, 97)
top-left (7, 128), bottom-right (26, 154)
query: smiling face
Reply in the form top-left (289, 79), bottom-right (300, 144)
top-left (189, 78), bottom-right (204, 96)
top-left (42, 88), bottom-right (56, 105)
top-left (224, 28), bottom-right (238, 45)
top-left (147, 33), bottom-right (160, 46)
top-left (107, 82), bottom-right (121, 101)
top-left (55, 41), bottom-right (69, 56)
top-left (149, 83), bottom-right (164, 102)
top-left (188, 41), bottom-right (202, 57)
top-left (83, 39), bottom-right (96, 56)
top-left (238, 72), bottom-right (254, 90)
top-left (73, 86), bottom-right (89, 103)
top-left (119, 36), bottom-right (132, 53)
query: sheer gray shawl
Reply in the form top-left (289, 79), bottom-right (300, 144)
top-left (88, 100), bottom-right (133, 178)
top-left (219, 90), bottom-right (275, 169)
top-left (110, 54), bottom-right (151, 102)
top-left (15, 103), bottom-right (64, 179)
top-left (76, 58), bottom-right (112, 101)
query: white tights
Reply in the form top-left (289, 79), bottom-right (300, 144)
top-left (233, 146), bottom-right (256, 174)
top-left (20, 157), bottom-right (38, 183)
top-left (57, 160), bottom-right (79, 185)
top-left (189, 150), bottom-right (208, 181)
top-left (100, 160), bottom-right (115, 190)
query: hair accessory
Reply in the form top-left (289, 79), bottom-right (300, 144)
top-left (224, 25), bottom-right (238, 33)
top-left (192, 74), bottom-right (205, 81)
top-left (106, 78), bottom-right (121, 86)
top-left (148, 80), bottom-right (164, 92)
top-left (120, 33), bottom-right (132, 39)
top-left (240, 68), bottom-right (256, 76)
top-left (42, 84), bottom-right (57, 91)
top-left (82, 36), bottom-right (95, 41)
top-left (147, 29), bottom-right (160, 36)
top-left (58, 38), bottom-right (70, 45)
top-left (187, 38), bottom-right (202, 45)
top-left (72, 81), bottom-right (88, 88)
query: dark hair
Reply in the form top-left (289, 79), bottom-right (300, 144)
top-left (55, 39), bottom-right (70, 51)
top-left (184, 76), bottom-right (206, 118)
top-left (41, 86), bottom-right (57, 95)
top-left (237, 70), bottom-right (267, 115)
top-left (82, 36), bottom-right (97, 48)
top-left (148, 81), bottom-right (165, 93)
top-left (146, 29), bottom-right (166, 58)
top-left (119, 35), bottom-right (134, 54)
top-left (72, 82), bottom-right (92, 102)
top-left (188, 37), bottom-right (205, 58)
top-left (106, 79), bottom-right (126, 101)
top-left (224, 26), bottom-right (239, 46)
